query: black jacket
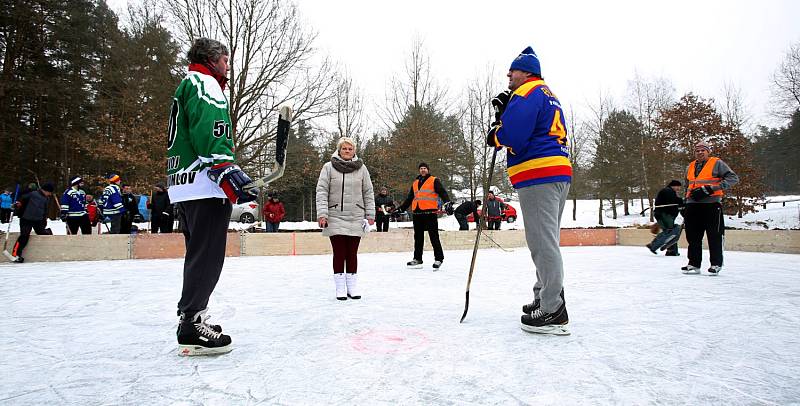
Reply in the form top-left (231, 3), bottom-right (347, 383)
top-left (654, 187), bottom-right (683, 217)
top-left (150, 191), bottom-right (173, 218)
top-left (484, 198), bottom-right (507, 218)
top-left (454, 201), bottom-right (480, 219)
top-left (122, 193), bottom-right (139, 216)
top-left (19, 191), bottom-right (49, 222)
top-left (375, 194), bottom-right (394, 217)
top-left (398, 175), bottom-right (450, 213)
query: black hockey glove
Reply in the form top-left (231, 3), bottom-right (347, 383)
top-left (444, 201), bottom-right (455, 216)
top-left (491, 90), bottom-right (511, 121)
top-left (690, 185), bottom-right (713, 201)
top-left (207, 163), bottom-right (259, 204)
top-left (486, 121), bottom-right (501, 147)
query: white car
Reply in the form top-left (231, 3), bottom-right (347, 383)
top-left (231, 201), bottom-right (259, 223)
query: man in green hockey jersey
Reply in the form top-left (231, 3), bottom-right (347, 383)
top-left (167, 37), bottom-right (259, 356)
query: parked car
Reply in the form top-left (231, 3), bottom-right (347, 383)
top-left (231, 201), bottom-right (259, 223)
top-left (467, 197), bottom-right (518, 223)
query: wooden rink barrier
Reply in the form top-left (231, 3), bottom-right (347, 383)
top-left (1, 228), bottom-right (797, 262)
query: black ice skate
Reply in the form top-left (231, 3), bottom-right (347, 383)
top-left (177, 312), bottom-right (231, 356)
top-left (432, 260), bottom-right (443, 271)
top-left (407, 259), bottom-right (423, 269)
top-left (522, 289), bottom-right (565, 315)
top-left (520, 302), bottom-right (570, 336)
top-left (706, 265), bottom-right (722, 276)
top-left (681, 264), bottom-right (701, 275)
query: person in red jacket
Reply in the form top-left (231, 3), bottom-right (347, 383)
top-left (262, 194), bottom-right (285, 232)
top-left (85, 195), bottom-right (99, 227)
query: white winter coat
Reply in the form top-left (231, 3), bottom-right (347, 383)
top-left (316, 155), bottom-right (376, 237)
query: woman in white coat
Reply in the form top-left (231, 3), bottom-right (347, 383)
top-left (316, 137), bottom-right (375, 300)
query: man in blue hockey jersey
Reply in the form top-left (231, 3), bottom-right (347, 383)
top-left (60, 176), bottom-right (91, 235)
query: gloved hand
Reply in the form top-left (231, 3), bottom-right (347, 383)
top-left (690, 185), bottom-right (713, 201)
top-left (443, 201), bottom-right (454, 216)
top-left (491, 90), bottom-right (511, 121)
top-left (59, 213), bottom-right (67, 222)
top-left (207, 163), bottom-right (259, 204)
top-left (486, 122), bottom-right (500, 147)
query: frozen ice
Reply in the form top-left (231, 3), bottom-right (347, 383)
top-left (1, 246), bottom-right (799, 404)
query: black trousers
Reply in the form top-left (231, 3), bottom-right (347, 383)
top-left (375, 213), bottom-right (389, 232)
top-left (66, 215), bottom-right (92, 235)
top-left (177, 198), bottom-right (232, 318)
top-left (684, 202), bottom-right (724, 267)
top-left (455, 213), bottom-right (469, 230)
top-left (121, 213), bottom-right (134, 234)
top-left (11, 219), bottom-right (51, 258)
top-left (487, 219), bottom-right (501, 230)
top-left (108, 214), bottom-right (123, 234)
top-left (412, 212), bottom-right (443, 261)
top-left (151, 215), bottom-right (175, 233)
top-left (0, 208), bottom-right (11, 223)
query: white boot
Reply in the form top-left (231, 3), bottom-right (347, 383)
top-left (334, 273), bottom-right (347, 300)
top-left (345, 273), bottom-right (361, 299)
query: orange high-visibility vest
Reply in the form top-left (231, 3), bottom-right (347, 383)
top-left (686, 157), bottom-right (724, 198)
top-left (411, 176), bottom-right (439, 211)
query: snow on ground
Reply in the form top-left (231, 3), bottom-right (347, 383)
top-left (3, 196), bottom-right (799, 235)
top-left (2, 246), bottom-right (798, 405)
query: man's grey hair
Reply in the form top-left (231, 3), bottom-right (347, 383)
top-left (187, 38), bottom-right (229, 65)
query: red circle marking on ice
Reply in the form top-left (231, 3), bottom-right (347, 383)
top-left (350, 328), bottom-right (429, 354)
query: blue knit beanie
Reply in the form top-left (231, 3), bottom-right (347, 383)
top-left (509, 46), bottom-right (541, 76)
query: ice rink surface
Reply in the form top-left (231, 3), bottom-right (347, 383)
top-left (2, 246), bottom-right (799, 405)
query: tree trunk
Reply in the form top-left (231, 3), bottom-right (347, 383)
top-left (640, 196), bottom-right (645, 216)
top-left (623, 198), bottom-right (630, 216)
top-left (611, 197), bottom-right (618, 219)
top-left (598, 198), bottom-right (604, 225)
top-left (572, 197), bottom-right (577, 221)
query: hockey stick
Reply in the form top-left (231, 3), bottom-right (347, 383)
top-left (460, 145), bottom-right (499, 323)
top-left (245, 105), bottom-right (293, 190)
top-left (2, 184), bottom-right (20, 261)
top-left (639, 203), bottom-right (681, 216)
top-left (481, 230), bottom-right (512, 253)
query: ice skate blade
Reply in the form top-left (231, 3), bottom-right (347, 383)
top-left (520, 323), bottom-right (570, 336)
top-left (681, 268), bottom-right (700, 275)
top-left (347, 294), bottom-right (361, 299)
top-left (407, 265), bottom-right (423, 269)
top-left (178, 344), bottom-right (232, 356)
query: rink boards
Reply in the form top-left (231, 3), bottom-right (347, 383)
top-left (2, 228), bottom-right (798, 262)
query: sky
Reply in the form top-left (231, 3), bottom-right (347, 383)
top-left (108, 0), bottom-right (800, 131)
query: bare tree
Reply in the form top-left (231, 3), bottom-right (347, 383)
top-left (771, 40), bottom-right (800, 118)
top-left (720, 81), bottom-right (752, 134)
top-left (331, 68), bottom-right (364, 144)
top-left (381, 36), bottom-right (447, 128)
top-left (459, 66), bottom-right (501, 200)
top-left (566, 105), bottom-right (593, 220)
top-left (586, 90), bottom-right (615, 225)
top-left (626, 72), bottom-right (674, 221)
top-left (161, 0), bottom-right (336, 171)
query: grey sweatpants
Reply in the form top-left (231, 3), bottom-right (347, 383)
top-left (518, 182), bottom-right (569, 313)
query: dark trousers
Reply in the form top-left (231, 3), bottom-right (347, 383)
top-left (375, 214), bottom-right (389, 232)
top-left (455, 213), bottom-right (469, 230)
top-left (653, 212), bottom-right (678, 255)
top-left (11, 219), bottom-right (51, 258)
top-left (0, 208), bottom-right (11, 223)
top-left (177, 198), bottom-right (232, 318)
top-left (487, 218), bottom-right (501, 230)
top-left (329, 235), bottom-right (361, 274)
top-left (412, 212), bottom-right (443, 261)
top-left (151, 215), bottom-right (174, 233)
top-left (66, 215), bottom-right (92, 235)
top-left (265, 222), bottom-right (280, 232)
top-left (108, 214), bottom-right (123, 234)
top-left (121, 213), bottom-right (134, 234)
top-left (684, 202), bottom-right (724, 267)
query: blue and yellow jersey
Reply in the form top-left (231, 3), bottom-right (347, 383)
top-left (494, 78), bottom-right (571, 189)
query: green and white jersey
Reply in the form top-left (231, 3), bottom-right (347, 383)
top-left (166, 71), bottom-right (235, 203)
